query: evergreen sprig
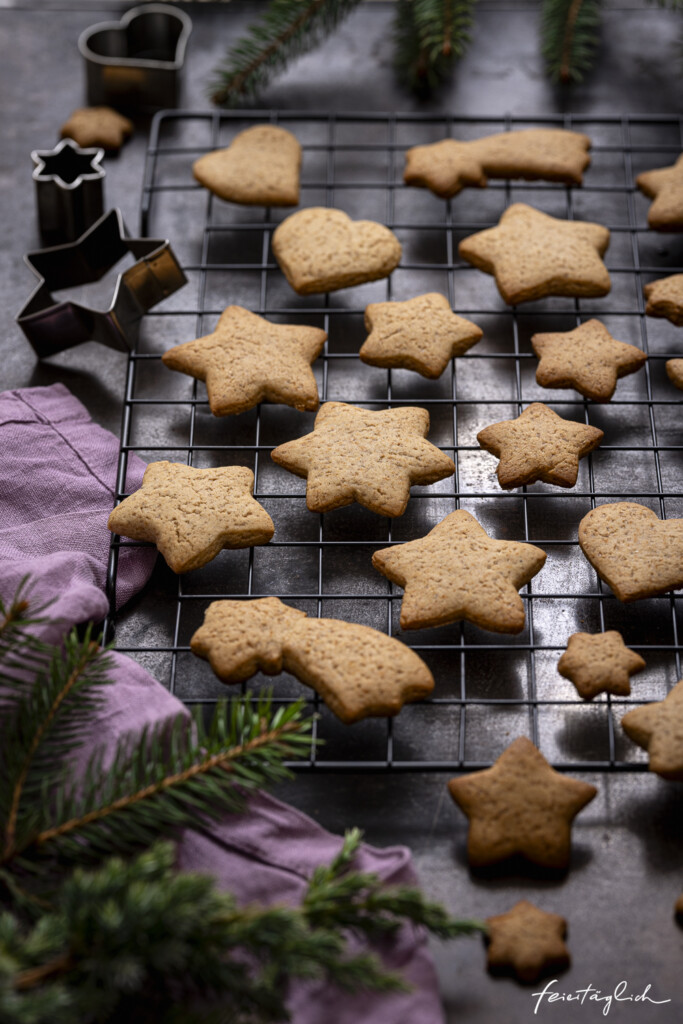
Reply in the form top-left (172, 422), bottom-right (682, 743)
top-left (393, 0), bottom-right (477, 94)
top-left (541, 0), bottom-right (604, 83)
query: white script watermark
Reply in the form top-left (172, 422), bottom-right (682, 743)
top-left (531, 979), bottom-right (672, 1016)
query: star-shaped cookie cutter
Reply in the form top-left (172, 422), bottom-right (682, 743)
top-left (32, 137), bottom-right (105, 243)
top-left (16, 208), bottom-right (187, 358)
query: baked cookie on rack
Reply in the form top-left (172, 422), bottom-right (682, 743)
top-left (162, 305), bottom-right (326, 416)
top-left (372, 510), bottom-right (546, 634)
top-left (477, 403), bottom-right (604, 489)
top-left (621, 679), bottom-right (683, 780)
top-left (485, 901), bottom-right (570, 983)
top-left (359, 293), bottom-right (483, 379)
top-left (459, 203), bottom-right (611, 305)
top-left (644, 274), bottom-right (683, 326)
top-left (558, 631), bottom-right (646, 700)
top-left (636, 153), bottom-right (683, 231)
top-left (404, 128), bottom-right (591, 199)
top-left (666, 359), bottom-right (683, 390)
top-left (193, 125), bottom-right (301, 206)
top-left (190, 596), bottom-right (434, 724)
top-left (107, 462), bottom-right (274, 574)
top-left (532, 320), bottom-right (647, 402)
top-left (61, 107), bottom-right (133, 151)
top-left (271, 401), bottom-right (455, 517)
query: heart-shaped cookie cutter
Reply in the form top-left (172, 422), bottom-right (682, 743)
top-left (78, 3), bottom-right (192, 111)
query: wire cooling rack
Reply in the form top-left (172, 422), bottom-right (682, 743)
top-left (104, 110), bottom-right (683, 774)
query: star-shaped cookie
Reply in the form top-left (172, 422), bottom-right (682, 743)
top-left (372, 510), bottom-right (546, 634)
top-left (459, 203), bottom-right (611, 305)
top-left (644, 275), bottom-right (683, 327)
top-left (558, 631), bottom-right (646, 700)
top-left (107, 462), bottom-right (274, 574)
top-left (61, 107), bottom-right (133, 151)
top-left (448, 736), bottom-right (597, 869)
top-left (532, 320), bottom-right (647, 402)
top-left (667, 359), bottom-right (683, 390)
top-left (636, 154), bottom-right (683, 231)
top-left (485, 901), bottom-right (570, 983)
top-left (621, 679), bottom-right (683, 780)
top-left (270, 402), bottom-right (455, 517)
top-left (477, 403), bottom-right (604, 489)
top-left (162, 306), bottom-right (326, 417)
top-left (359, 293), bottom-right (483, 379)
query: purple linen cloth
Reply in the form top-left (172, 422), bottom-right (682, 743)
top-left (0, 384), bottom-right (445, 1024)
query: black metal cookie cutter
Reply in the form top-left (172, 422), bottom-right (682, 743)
top-left (32, 137), bottom-right (105, 243)
top-left (16, 208), bottom-right (187, 358)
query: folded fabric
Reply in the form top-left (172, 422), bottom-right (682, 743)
top-left (0, 384), bottom-right (445, 1024)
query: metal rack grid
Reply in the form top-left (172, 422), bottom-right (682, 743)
top-left (104, 110), bottom-right (683, 774)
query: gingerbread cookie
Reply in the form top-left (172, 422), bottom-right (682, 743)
top-left (558, 631), bottom-right (646, 700)
top-left (459, 203), bottom-right (611, 305)
top-left (190, 597), bottom-right (434, 724)
top-left (272, 207), bottom-right (402, 295)
top-left (61, 107), bottom-right (133, 151)
top-left (359, 294), bottom-right (483, 379)
top-left (193, 125), bottom-right (301, 206)
top-left (644, 275), bottom-right (683, 327)
top-left (161, 306), bottom-right (326, 417)
top-left (621, 679), bottom-right (683, 780)
top-left (271, 402), bottom-right (455, 517)
top-left (372, 510), bottom-right (546, 634)
top-left (666, 359), bottom-right (683, 390)
top-left (448, 736), bottom-right (597, 870)
top-left (636, 154), bottom-right (683, 231)
top-left (532, 320), bottom-right (647, 402)
top-left (477, 403), bottom-right (603, 489)
top-left (578, 502), bottom-right (683, 601)
top-left (404, 128), bottom-right (591, 199)
top-left (485, 901), bottom-right (570, 984)
top-left (107, 462), bottom-right (274, 574)
top-left (675, 894), bottom-right (683, 925)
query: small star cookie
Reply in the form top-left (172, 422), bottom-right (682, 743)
top-left (644, 275), bottom-right (683, 327)
top-left (558, 631), bottom-right (646, 700)
top-left (359, 293), bottom-right (483, 379)
top-left (372, 510), bottom-right (546, 634)
top-left (448, 736), bottom-right (597, 870)
top-left (61, 107), bottom-right (133, 151)
top-left (621, 679), bottom-right (683, 780)
top-left (193, 126), bottom-right (301, 206)
top-left (272, 207), bottom-right (402, 295)
top-left (485, 901), bottom-right (570, 984)
top-left (459, 203), bottom-right (611, 305)
top-left (271, 402), bottom-right (455, 517)
top-left (578, 502), bottom-right (683, 601)
top-left (667, 359), bottom-right (683, 390)
top-left (532, 320), bottom-right (647, 402)
top-left (162, 306), bottom-right (326, 417)
top-left (190, 597), bottom-right (434, 724)
top-left (477, 403), bottom-right (604, 489)
top-left (636, 154), bottom-right (683, 231)
top-left (107, 462), bottom-right (274, 574)
top-left (404, 128), bottom-right (591, 199)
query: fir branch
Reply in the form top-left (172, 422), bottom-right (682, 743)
top-left (541, 0), bottom-right (603, 83)
top-left (210, 0), bottom-right (364, 106)
top-left (393, 0), bottom-right (477, 95)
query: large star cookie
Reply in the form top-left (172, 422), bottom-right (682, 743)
top-left (644, 275), bottom-right (683, 326)
top-left (532, 320), bottom-right (647, 402)
top-left (272, 207), bottom-right (402, 295)
top-left (477, 403), bottom-right (603, 489)
top-left (459, 203), bottom-right (611, 305)
top-left (359, 293), bottom-right (483, 379)
top-left (558, 631), bottom-right (646, 700)
top-left (448, 736), bottom-right (597, 869)
top-left (404, 128), bottom-right (591, 199)
top-left (621, 679), bottom-right (683, 780)
top-left (578, 502), bottom-right (683, 601)
top-left (193, 125), bottom-right (301, 206)
top-left (271, 402), bottom-right (455, 517)
top-left (485, 901), bottom-right (570, 983)
top-left (636, 154), bottom-right (683, 231)
top-left (107, 462), bottom-right (274, 574)
top-left (372, 510), bottom-right (546, 634)
top-left (667, 359), bottom-right (683, 390)
top-left (190, 597), bottom-right (434, 724)
top-left (162, 306), bottom-right (326, 417)
top-left (61, 107), bottom-right (133, 151)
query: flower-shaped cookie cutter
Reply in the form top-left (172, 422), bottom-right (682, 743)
top-left (32, 138), bottom-right (105, 243)
top-left (78, 3), bottom-right (192, 111)
top-left (16, 209), bottom-right (187, 358)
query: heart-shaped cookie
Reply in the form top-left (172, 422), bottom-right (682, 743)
top-left (193, 126), bottom-right (301, 206)
top-left (272, 207), bottom-right (402, 295)
top-left (578, 502), bottom-right (683, 601)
